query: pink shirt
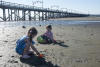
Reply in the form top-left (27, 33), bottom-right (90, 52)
top-left (43, 31), bottom-right (54, 41)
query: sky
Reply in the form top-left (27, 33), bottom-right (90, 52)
top-left (0, 0), bottom-right (100, 14)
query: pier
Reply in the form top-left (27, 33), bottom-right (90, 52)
top-left (0, 1), bottom-right (89, 21)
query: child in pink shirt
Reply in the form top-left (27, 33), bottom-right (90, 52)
top-left (37, 25), bottom-right (57, 44)
top-left (42, 25), bottom-right (57, 44)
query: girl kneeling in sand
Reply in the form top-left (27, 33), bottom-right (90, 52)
top-left (37, 25), bottom-right (57, 44)
top-left (16, 27), bottom-right (42, 59)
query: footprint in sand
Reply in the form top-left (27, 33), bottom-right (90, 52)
top-left (11, 56), bottom-right (15, 58)
top-left (96, 59), bottom-right (100, 63)
top-left (60, 52), bottom-right (65, 56)
top-left (8, 60), bottom-right (18, 63)
top-left (98, 61), bottom-right (100, 63)
top-left (3, 40), bottom-right (8, 42)
top-left (72, 28), bottom-right (74, 30)
top-left (66, 40), bottom-right (69, 42)
top-left (22, 26), bottom-right (26, 28)
top-left (90, 33), bottom-right (94, 36)
top-left (11, 40), bottom-right (16, 42)
top-left (84, 25), bottom-right (87, 28)
top-left (39, 25), bottom-right (41, 27)
top-left (0, 55), bottom-right (2, 57)
top-left (6, 35), bottom-right (10, 37)
top-left (75, 59), bottom-right (83, 63)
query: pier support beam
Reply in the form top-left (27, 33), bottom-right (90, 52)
top-left (42, 12), bottom-right (44, 20)
top-left (28, 11), bottom-right (31, 21)
top-left (45, 12), bottom-right (47, 20)
top-left (34, 11), bottom-right (36, 21)
top-left (11, 9), bottom-right (13, 21)
top-left (41, 12), bottom-right (48, 20)
top-left (52, 12), bottom-right (55, 19)
top-left (49, 12), bottom-right (52, 19)
top-left (8, 9), bottom-right (10, 21)
top-left (38, 11), bottom-right (40, 21)
top-left (14, 9), bottom-right (17, 21)
top-left (3, 8), bottom-right (6, 21)
top-left (22, 10), bottom-right (26, 21)
top-left (17, 10), bottom-right (19, 21)
top-left (48, 12), bottom-right (50, 19)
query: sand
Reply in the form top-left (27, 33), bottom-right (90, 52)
top-left (0, 24), bottom-right (100, 67)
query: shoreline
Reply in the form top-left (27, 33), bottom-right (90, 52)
top-left (50, 16), bottom-right (100, 21)
top-left (0, 17), bottom-right (100, 28)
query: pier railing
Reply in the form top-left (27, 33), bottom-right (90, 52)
top-left (0, 1), bottom-right (65, 13)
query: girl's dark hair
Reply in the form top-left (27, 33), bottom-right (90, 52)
top-left (46, 25), bottom-right (52, 29)
top-left (28, 27), bottom-right (38, 42)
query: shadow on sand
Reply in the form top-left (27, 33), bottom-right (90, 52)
top-left (54, 43), bottom-right (69, 48)
top-left (53, 40), bottom-right (69, 48)
top-left (38, 40), bottom-right (69, 48)
top-left (20, 54), bottom-right (59, 67)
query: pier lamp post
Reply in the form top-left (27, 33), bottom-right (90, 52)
top-left (32, 0), bottom-right (43, 8)
top-left (50, 5), bottom-right (59, 11)
top-left (42, 0), bottom-right (43, 8)
top-left (61, 8), bottom-right (68, 12)
top-left (0, 0), bottom-right (2, 5)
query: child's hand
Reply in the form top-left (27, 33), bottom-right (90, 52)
top-left (53, 40), bottom-right (57, 44)
top-left (38, 54), bottom-right (44, 58)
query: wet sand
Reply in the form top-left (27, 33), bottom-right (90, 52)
top-left (0, 24), bottom-right (100, 67)
top-left (50, 17), bottom-right (100, 21)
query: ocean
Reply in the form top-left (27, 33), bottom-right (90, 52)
top-left (0, 20), bottom-right (100, 27)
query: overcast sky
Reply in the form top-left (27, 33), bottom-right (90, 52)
top-left (1, 0), bottom-right (100, 14)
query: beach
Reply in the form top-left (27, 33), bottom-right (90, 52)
top-left (0, 22), bottom-right (100, 67)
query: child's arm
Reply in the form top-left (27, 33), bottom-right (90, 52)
top-left (25, 39), bottom-right (40, 55)
top-left (30, 44), bottom-right (40, 55)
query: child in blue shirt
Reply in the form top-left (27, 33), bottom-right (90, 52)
top-left (16, 27), bottom-right (41, 59)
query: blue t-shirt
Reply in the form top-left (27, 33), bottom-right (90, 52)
top-left (16, 35), bottom-right (35, 55)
